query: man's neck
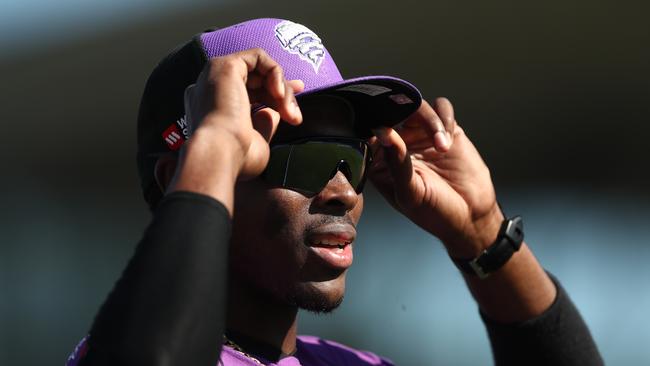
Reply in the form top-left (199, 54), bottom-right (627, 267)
top-left (226, 277), bottom-right (299, 359)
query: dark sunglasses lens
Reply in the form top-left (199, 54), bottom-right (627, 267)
top-left (265, 145), bottom-right (291, 184)
top-left (268, 141), bottom-right (367, 194)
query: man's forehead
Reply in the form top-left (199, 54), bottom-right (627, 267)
top-left (272, 95), bottom-right (356, 144)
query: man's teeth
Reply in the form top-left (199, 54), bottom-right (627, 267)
top-left (315, 239), bottom-right (351, 249)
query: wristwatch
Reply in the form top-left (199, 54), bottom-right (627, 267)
top-left (451, 216), bottom-right (524, 279)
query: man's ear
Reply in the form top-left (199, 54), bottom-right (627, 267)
top-left (154, 154), bottom-right (178, 194)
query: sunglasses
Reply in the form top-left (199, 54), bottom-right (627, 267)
top-left (263, 137), bottom-right (372, 195)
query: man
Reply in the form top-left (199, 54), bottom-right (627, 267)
top-left (68, 18), bottom-right (603, 365)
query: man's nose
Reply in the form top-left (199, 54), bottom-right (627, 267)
top-left (311, 170), bottom-right (360, 215)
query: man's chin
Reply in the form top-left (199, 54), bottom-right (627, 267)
top-left (286, 282), bottom-right (345, 314)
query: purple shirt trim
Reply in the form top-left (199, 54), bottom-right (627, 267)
top-left (67, 335), bottom-right (393, 366)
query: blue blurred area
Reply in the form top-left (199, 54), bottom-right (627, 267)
top-left (0, 0), bottom-right (235, 54)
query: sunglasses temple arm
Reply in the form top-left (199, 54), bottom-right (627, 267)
top-left (281, 146), bottom-right (294, 187)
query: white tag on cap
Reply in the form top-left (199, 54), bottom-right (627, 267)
top-left (389, 93), bottom-right (414, 105)
top-left (337, 84), bottom-right (391, 96)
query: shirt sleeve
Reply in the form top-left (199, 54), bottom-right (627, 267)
top-left (481, 273), bottom-right (604, 366)
top-left (77, 191), bottom-right (231, 366)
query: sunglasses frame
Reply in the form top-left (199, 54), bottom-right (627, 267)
top-left (265, 136), bottom-right (373, 196)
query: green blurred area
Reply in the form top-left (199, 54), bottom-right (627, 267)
top-left (1, 0), bottom-right (649, 365)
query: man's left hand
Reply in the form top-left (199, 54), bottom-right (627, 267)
top-left (369, 97), bottom-right (504, 258)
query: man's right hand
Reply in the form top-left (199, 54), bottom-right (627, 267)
top-left (168, 48), bottom-right (304, 214)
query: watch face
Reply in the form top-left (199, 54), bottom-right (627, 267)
top-left (505, 216), bottom-right (524, 249)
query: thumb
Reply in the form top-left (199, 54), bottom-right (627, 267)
top-left (239, 132), bottom-right (271, 181)
top-left (252, 107), bottom-right (281, 142)
top-left (371, 127), bottom-right (414, 191)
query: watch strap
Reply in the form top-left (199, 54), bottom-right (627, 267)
top-left (452, 216), bottom-right (524, 279)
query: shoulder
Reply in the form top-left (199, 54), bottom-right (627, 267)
top-left (296, 335), bottom-right (394, 366)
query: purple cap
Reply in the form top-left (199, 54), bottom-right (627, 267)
top-left (198, 18), bottom-right (422, 136)
top-left (137, 18), bottom-right (422, 207)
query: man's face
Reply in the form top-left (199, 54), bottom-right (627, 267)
top-left (230, 95), bottom-right (364, 313)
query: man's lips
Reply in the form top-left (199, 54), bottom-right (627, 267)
top-left (306, 224), bottom-right (356, 269)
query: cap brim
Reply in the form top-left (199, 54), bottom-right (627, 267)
top-left (295, 75), bottom-right (422, 138)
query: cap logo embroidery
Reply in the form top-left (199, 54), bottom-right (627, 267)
top-left (274, 20), bottom-right (325, 73)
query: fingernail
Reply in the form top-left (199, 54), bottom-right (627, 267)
top-left (278, 79), bottom-right (286, 97)
top-left (437, 131), bottom-right (450, 149)
top-left (371, 127), bottom-right (391, 147)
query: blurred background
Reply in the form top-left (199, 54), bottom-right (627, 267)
top-left (1, 0), bottom-right (649, 365)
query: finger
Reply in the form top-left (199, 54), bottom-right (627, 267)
top-left (251, 107), bottom-right (281, 142)
top-left (281, 80), bottom-right (302, 125)
top-left (403, 100), bottom-right (451, 152)
top-left (246, 73), bottom-right (263, 91)
top-left (371, 127), bottom-right (414, 189)
top-left (249, 79), bottom-right (304, 125)
top-left (240, 132), bottom-right (272, 180)
top-left (237, 48), bottom-right (282, 80)
top-left (366, 136), bottom-right (383, 162)
top-left (288, 79), bottom-right (305, 94)
top-left (367, 136), bottom-right (393, 173)
top-left (237, 49), bottom-right (302, 124)
top-left (249, 81), bottom-right (302, 125)
top-left (433, 97), bottom-right (456, 141)
top-left (261, 61), bottom-right (286, 102)
top-left (399, 128), bottom-right (436, 149)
